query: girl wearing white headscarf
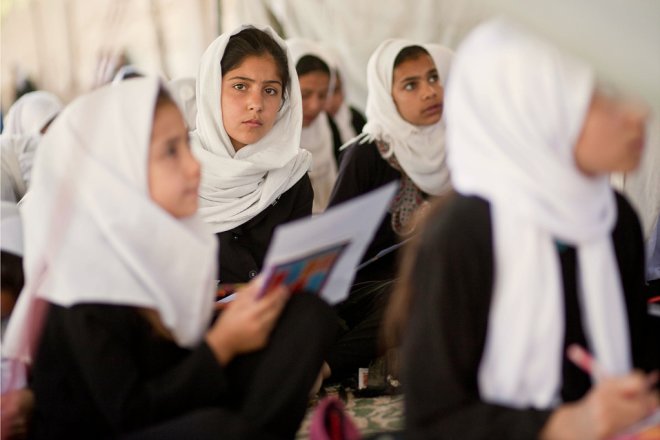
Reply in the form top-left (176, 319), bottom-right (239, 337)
top-left (321, 46), bottom-right (367, 147)
top-left (193, 26), bottom-right (315, 284)
top-left (287, 38), bottom-right (341, 213)
top-left (1, 91), bottom-right (63, 196)
top-left (2, 78), bottom-right (335, 439)
top-left (398, 19), bottom-right (658, 439)
top-left (322, 39), bottom-right (451, 382)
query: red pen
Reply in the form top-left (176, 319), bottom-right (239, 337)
top-left (566, 343), bottom-right (607, 382)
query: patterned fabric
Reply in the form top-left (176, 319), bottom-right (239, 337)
top-left (376, 141), bottom-right (427, 236)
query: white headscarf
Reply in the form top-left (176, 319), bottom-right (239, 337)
top-left (192, 26), bottom-right (311, 232)
top-left (3, 78), bottom-right (218, 364)
top-left (446, 19), bottom-right (630, 408)
top-left (319, 45), bottom-right (358, 145)
top-left (168, 77), bottom-right (197, 130)
top-left (3, 91), bottom-right (63, 136)
top-left (424, 44), bottom-right (454, 87)
top-left (361, 39), bottom-right (450, 196)
top-left (0, 202), bottom-right (23, 257)
top-left (287, 38), bottom-right (338, 213)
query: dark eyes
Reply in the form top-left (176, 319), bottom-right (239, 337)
top-left (232, 83), bottom-right (280, 96)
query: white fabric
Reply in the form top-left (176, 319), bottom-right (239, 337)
top-left (1, 137), bottom-right (28, 202)
top-left (620, 117), bottom-right (660, 241)
top-left (1, 134), bottom-right (41, 193)
top-left (446, 19), bottom-right (631, 409)
top-left (287, 38), bottom-right (338, 213)
top-left (192, 25), bottom-right (311, 233)
top-left (362, 39), bottom-right (451, 196)
top-left (168, 77), bottom-right (197, 130)
top-left (3, 78), bottom-right (218, 363)
top-left (319, 45), bottom-right (359, 145)
top-left (3, 91), bottom-right (63, 136)
top-left (424, 44), bottom-right (454, 85)
top-left (0, 201), bottom-right (23, 256)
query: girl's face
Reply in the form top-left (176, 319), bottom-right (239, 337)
top-left (574, 91), bottom-right (648, 176)
top-left (300, 71), bottom-right (330, 127)
top-left (391, 54), bottom-right (443, 126)
top-left (221, 54), bottom-right (284, 151)
top-left (148, 101), bottom-right (201, 218)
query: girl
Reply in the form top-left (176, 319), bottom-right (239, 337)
top-left (393, 19), bottom-right (659, 439)
top-left (3, 78), bottom-right (335, 439)
top-left (192, 26), bottom-right (314, 284)
top-left (323, 39), bottom-right (453, 381)
top-left (287, 38), bottom-right (341, 213)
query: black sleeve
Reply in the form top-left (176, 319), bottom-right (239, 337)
top-left (328, 141), bottom-right (397, 208)
top-left (612, 192), bottom-right (660, 371)
top-left (288, 173), bottom-right (314, 221)
top-left (57, 305), bottom-right (228, 431)
top-left (402, 196), bottom-right (552, 440)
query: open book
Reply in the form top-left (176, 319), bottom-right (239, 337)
top-left (257, 182), bottom-right (398, 304)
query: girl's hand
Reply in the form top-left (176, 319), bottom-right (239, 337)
top-left (205, 279), bottom-right (290, 365)
top-left (541, 370), bottom-right (659, 440)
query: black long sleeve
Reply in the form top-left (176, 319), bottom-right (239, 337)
top-left (402, 193), bottom-right (657, 439)
top-left (216, 173), bottom-right (313, 283)
top-left (31, 304), bottom-right (228, 438)
top-left (328, 141), bottom-right (400, 283)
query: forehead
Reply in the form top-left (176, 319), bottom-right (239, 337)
top-left (392, 54), bottom-right (436, 81)
top-left (298, 71), bottom-right (330, 91)
top-left (224, 54), bottom-right (281, 81)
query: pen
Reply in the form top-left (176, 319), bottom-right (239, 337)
top-left (566, 343), bottom-right (607, 382)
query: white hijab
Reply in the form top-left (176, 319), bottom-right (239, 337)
top-left (362, 39), bottom-right (451, 196)
top-left (287, 38), bottom-right (338, 213)
top-left (319, 45), bottom-right (358, 145)
top-left (3, 78), bottom-right (218, 365)
top-left (3, 91), bottom-right (63, 136)
top-left (446, 19), bottom-right (630, 408)
top-left (0, 201), bottom-right (23, 257)
top-left (168, 77), bottom-right (197, 130)
top-left (192, 26), bottom-right (311, 233)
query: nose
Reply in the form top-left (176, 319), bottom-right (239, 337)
top-left (422, 80), bottom-right (439, 100)
top-left (247, 89), bottom-right (263, 112)
top-left (183, 146), bottom-right (201, 180)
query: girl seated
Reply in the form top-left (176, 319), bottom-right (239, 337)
top-left (392, 19), bottom-right (659, 439)
top-left (287, 38), bottom-right (341, 213)
top-left (324, 39), bottom-right (453, 381)
top-left (3, 78), bottom-right (336, 439)
top-left (192, 26), bottom-right (314, 284)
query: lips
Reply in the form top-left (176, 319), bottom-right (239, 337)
top-left (243, 119), bottom-right (263, 127)
top-left (422, 103), bottom-right (443, 116)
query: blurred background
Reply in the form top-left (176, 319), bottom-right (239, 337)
top-left (1, 1), bottom-right (658, 115)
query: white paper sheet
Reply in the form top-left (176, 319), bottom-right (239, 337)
top-left (261, 181), bottom-right (398, 304)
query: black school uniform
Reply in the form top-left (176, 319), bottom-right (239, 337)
top-left (402, 192), bottom-right (659, 440)
top-left (29, 294), bottom-right (336, 440)
top-left (325, 139), bottom-right (421, 379)
top-left (216, 174), bottom-right (313, 284)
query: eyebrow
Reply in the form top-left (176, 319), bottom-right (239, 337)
top-left (397, 68), bottom-right (439, 84)
top-left (226, 75), bottom-right (282, 86)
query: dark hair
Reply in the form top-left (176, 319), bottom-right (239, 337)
top-left (1, 251), bottom-right (24, 300)
top-left (221, 28), bottom-right (290, 100)
top-left (295, 55), bottom-right (330, 77)
top-left (393, 45), bottom-right (431, 69)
